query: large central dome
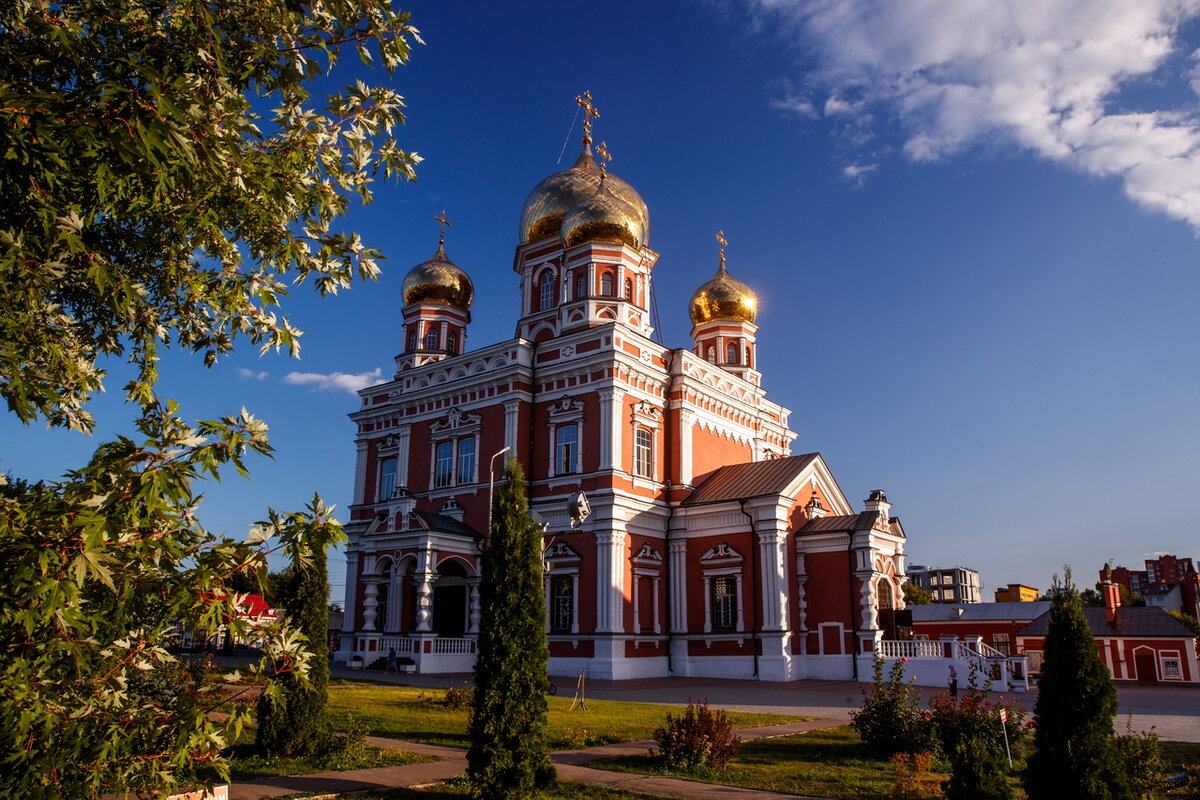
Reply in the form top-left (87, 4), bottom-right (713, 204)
top-left (518, 144), bottom-right (649, 244)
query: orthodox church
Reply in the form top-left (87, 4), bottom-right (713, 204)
top-left (338, 97), bottom-right (909, 681)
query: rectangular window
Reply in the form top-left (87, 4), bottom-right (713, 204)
top-left (634, 427), bottom-right (653, 477)
top-left (378, 458), bottom-right (396, 501)
top-left (435, 441), bottom-right (454, 488)
top-left (1162, 657), bottom-right (1182, 679)
top-left (712, 576), bottom-right (737, 630)
top-left (556, 425), bottom-right (578, 475)
top-left (551, 576), bottom-right (573, 633)
top-left (992, 633), bottom-right (1011, 656)
top-left (457, 437), bottom-right (476, 484)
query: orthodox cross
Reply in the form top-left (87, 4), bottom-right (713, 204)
top-left (595, 140), bottom-right (612, 179)
top-left (716, 230), bottom-right (728, 268)
top-left (576, 90), bottom-right (600, 144)
top-left (435, 210), bottom-right (452, 245)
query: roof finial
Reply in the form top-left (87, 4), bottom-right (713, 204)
top-left (434, 210), bottom-right (452, 246)
top-left (595, 140), bottom-right (612, 180)
top-left (576, 90), bottom-right (600, 145)
top-left (716, 230), bottom-right (728, 271)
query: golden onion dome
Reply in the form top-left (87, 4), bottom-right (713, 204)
top-left (560, 177), bottom-right (647, 249)
top-left (689, 262), bottom-right (758, 325)
top-left (518, 144), bottom-right (650, 244)
top-left (401, 243), bottom-right (474, 311)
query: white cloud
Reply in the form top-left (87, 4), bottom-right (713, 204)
top-left (842, 162), bottom-right (879, 185)
top-left (235, 368), bottom-right (270, 381)
top-left (753, 0), bottom-right (1200, 230)
top-left (283, 368), bottom-right (383, 394)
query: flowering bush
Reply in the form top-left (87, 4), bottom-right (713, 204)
top-left (416, 682), bottom-right (474, 709)
top-left (560, 726), bottom-right (618, 749)
top-left (651, 700), bottom-right (741, 773)
top-left (851, 657), bottom-right (936, 757)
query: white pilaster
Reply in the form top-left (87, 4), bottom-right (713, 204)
top-left (503, 399), bottom-right (521, 456)
top-left (343, 549), bottom-right (360, 630)
top-left (353, 440), bottom-right (369, 505)
top-left (595, 529), bottom-right (627, 633)
top-left (396, 427), bottom-right (411, 489)
top-left (678, 409), bottom-right (694, 486)
top-left (668, 538), bottom-right (687, 632)
top-left (758, 528), bottom-right (789, 631)
top-left (597, 387), bottom-right (624, 471)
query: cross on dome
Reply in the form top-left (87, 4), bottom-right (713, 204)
top-left (576, 90), bottom-right (600, 145)
top-left (435, 210), bottom-right (452, 245)
top-left (716, 230), bottom-right (728, 268)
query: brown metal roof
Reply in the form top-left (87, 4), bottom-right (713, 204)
top-left (411, 510), bottom-right (482, 539)
top-left (797, 510), bottom-right (879, 535)
top-left (682, 453), bottom-right (821, 506)
top-left (1017, 606), bottom-right (1197, 639)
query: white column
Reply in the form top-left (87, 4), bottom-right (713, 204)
top-left (598, 387), bottom-right (624, 471)
top-left (595, 529), bottom-right (627, 633)
top-left (343, 549), bottom-right (360, 630)
top-left (468, 578), bottom-right (481, 634)
top-left (678, 409), bottom-right (694, 486)
top-left (571, 572), bottom-right (580, 634)
top-left (632, 573), bottom-right (641, 634)
top-left (362, 581), bottom-right (380, 632)
top-left (544, 573), bottom-right (552, 633)
top-left (385, 565), bottom-right (402, 633)
top-left (415, 545), bottom-right (436, 633)
top-left (669, 538), bottom-right (687, 633)
top-left (503, 399), bottom-right (521, 456)
top-left (702, 575), bottom-right (712, 633)
top-left (735, 573), bottom-right (745, 632)
top-left (652, 575), bottom-right (661, 634)
top-left (396, 427), bottom-right (411, 489)
top-left (795, 550), bottom-right (808, 631)
top-left (353, 440), bottom-right (369, 505)
top-left (758, 528), bottom-right (789, 631)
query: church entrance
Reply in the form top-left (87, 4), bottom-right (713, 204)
top-left (432, 585), bottom-right (466, 637)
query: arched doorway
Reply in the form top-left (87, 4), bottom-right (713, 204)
top-left (432, 558), bottom-right (470, 638)
top-left (876, 577), bottom-right (901, 639)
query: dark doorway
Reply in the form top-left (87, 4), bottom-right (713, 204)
top-left (432, 585), bottom-right (467, 638)
top-left (1134, 652), bottom-right (1158, 686)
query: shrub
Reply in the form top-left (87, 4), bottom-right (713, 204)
top-left (1113, 722), bottom-right (1166, 800)
top-left (651, 699), bottom-right (741, 773)
top-left (891, 751), bottom-right (937, 799)
top-left (560, 727), bottom-right (618, 749)
top-left (928, 666), bottom-right (1026, 800)
top-left (850, 656), bottom-right (935, 757)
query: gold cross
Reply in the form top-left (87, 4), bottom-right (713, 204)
top-left (595, 140), bottom-right (612, 178)
top-left (434, 210), bottom-right (452, 245)
top-left (576, 90), bottom-right (600, 144)
top-left (716, 230), bottom-right (728, 266)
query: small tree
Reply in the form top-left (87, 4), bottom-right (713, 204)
top-left (902, 582), bottom-right (934, 605)
top-left (850, 656), bottom-right (935, 757)
top-left (1025, 569), bottom-right (1133, 800)
top-left (467, 458), bottom-right (554, 799)
top-left (256, 499), bottom-right (345, 757)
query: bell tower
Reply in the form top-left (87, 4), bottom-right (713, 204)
top-left (689, 231), bottom-right (760, 385)
top-left (396, 212), bottom-right (474, 372)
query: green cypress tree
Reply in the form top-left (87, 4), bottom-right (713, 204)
top-left (256, 498), bottom-right (343, 757)
top-left (1026, 570), bottom-right (1132, 799)
top-left (467, 458), bottom-right (555, 799)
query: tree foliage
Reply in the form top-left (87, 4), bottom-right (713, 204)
top-left (1025, 569), bottom-right (1133, 800)
top-left (467, 458), bottom-right (555, 799)
top-left (0, 408), bottom-right (339, 798)
top-left (256, 510), bottom-right (343, 757)
top-left (1, 0), bottom-right (421, 431)
top-left (901, 581), bottom-right (933, 605)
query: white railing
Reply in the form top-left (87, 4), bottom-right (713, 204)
top-left (380, 636), bottom-right (414, 655)
top-left (878, 640), bottom-right (945, 659)
top-left (430, 637), bottom-right (476, 655)
top-left (972, 640), bottom-right (1007, 659)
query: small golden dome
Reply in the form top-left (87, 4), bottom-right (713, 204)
top-left (402, 243), bottom-right (474, 311)
top-left (518, 144), bottom-right (650, 244)
top-left (689, 262), bottom-right (757, 325)
top-left (560, 178), bottom-right (647, 249)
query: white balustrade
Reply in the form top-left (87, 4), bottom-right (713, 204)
top-left (430, 637), bottom-right (477, 655)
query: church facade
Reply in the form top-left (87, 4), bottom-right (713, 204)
top-left (338, 111), bottom-right (910, 681)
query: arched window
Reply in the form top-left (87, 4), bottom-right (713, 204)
top-left (424, 326), bottom-right (439, 350)
top-left (726, 342), bottom-right (739, 364)
top-left (634, 428), bottom-right (652, 477)
top-left (575, 274), bottom-right (586, 300)
top-left (623, 277), bottom-right (633, 300)
top-left (599, 272), bottom-right (613, 297)
top-left (406, 328), bottom-right (417, 352)
top-left (538, 271), bottom-right (554, 311)
top-left (456, 436), bottom-right (476, 483)
top-left (706, 346), bottom-right (716, 364)
top-left (447, 331), bottom-right (458, 354)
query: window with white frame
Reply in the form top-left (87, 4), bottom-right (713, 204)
top-left (456, 437), bottom-right (476, 484)
top-left (424, 326), bottom-right (439, 349)
top-left (406, 329), bottom-right (417, 351)
top-left (726, 342), bottom-right (738, 364)
top-left (378, 457), bottom-right (396, 501)
top-left (634, 427), bottom-right (653, 478)
top-left (600, 272), bottom-right (613, 296)
top-left (575, 274), bottom-right (586, 300)
top-left (623, 277), bottom-right (633, 300)
top-left (434, 441), bottom-right (455, 488)
top-left (551, 575), bottom-right (574, 633)
top-left (712, 576), bottom-right (738, 630)
top-left (538, 271), bottom-right (554, 311)
top-left (706, 346), bottom-right (716, 363)
top-left (992, 632), bottom-right (1011, 656)
top-left (1161, 655), bottom-right (1183, 679)
top-left (556, 424), bottom-right (578, 475)
top-left (447, 330), bottom-right (458, 354)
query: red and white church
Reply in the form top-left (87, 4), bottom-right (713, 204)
top-left (337, 109), bottom-right (912, 681)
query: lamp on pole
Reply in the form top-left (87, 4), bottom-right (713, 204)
top-left (486, 445), bottom-right (512, 544)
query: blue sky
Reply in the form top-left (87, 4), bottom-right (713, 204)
top-left (5, 0), bottom-right (1200, 601)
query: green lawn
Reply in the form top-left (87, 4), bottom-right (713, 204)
top-left (354, 780), bottom-right (665, 799)
top-left (223, 725), bottom-right (436, 781)
top-left (587, 724), bottom-right (1200, 800)
top-left (325, 684), bottom-right (811, 749)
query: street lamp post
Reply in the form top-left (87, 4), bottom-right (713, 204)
top-left (486, 445), bottom-right (512, 544)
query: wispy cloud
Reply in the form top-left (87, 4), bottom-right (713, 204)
top-left (842, 162), bottom-right (878, 185)
top-left (283, 368), bottom-right (383, 394)
top-left (235, 368), bottom-right (270, 381)
top-left (753, 0), bottom-right (1200, 230)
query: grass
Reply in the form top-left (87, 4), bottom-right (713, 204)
top-left (223, 725), bottom-right (436, 781)
top-left (352, 780), bottom-right (665, 799)
top-left (325, 684), bottom-right (811, 749)
top-left (588, 724), bottom-right (1200, 800)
